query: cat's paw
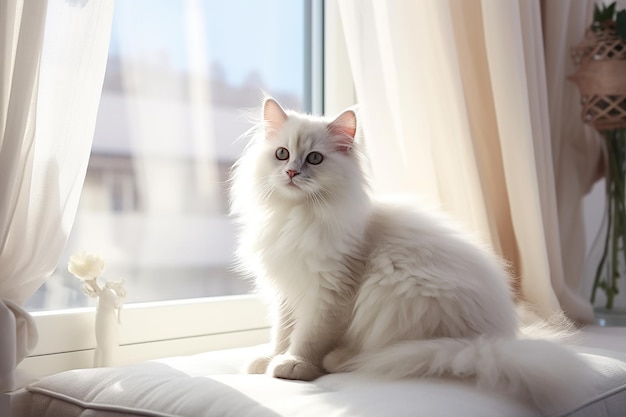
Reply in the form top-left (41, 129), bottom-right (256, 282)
top-left (268, 354), bottom-right (324, 381)
top-left (246, 355), bottom-right (273, 374)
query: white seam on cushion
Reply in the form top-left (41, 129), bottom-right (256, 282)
top-left (28, 386), bottom-right (178, 417)
top-left (558, 383), bottom-right (626, 417)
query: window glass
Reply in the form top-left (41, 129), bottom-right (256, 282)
top-left (26, 0), bottom-right (311, 311)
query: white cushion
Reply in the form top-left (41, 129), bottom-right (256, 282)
top-left (24, 326), bottom-right (626, 417)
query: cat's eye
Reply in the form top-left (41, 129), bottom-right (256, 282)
top-left (306, 151), bottom-right (323, 165)
top-left (275, 147), bottom-right (289, 161)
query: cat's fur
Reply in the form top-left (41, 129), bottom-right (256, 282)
top-left (229, 98), bottom-right (597, 414)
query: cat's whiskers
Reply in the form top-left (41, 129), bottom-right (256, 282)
top-left (308, 185), bottom-right (339, 211)
top-left (307, 190), bottom-right (329, 214)
top-left (306, 189), bottom-right (345, 231)
top-left (319, 184), bottom-right (340, 202)
top-left (257, 180), bottom-right (275, 203)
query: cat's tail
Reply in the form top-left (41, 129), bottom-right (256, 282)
top-left (329, 336), bottom-right (598, 414)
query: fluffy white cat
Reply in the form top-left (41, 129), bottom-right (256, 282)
top-left (229, 98), bottom-right (597, 414)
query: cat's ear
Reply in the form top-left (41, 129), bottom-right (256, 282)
top-left (263, 98), bottom-right (288, 140)
top-left (328, 109), bottom-right (357, 152)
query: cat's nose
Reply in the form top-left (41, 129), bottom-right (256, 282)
top-left (286, 170), bottom-right (300, 179)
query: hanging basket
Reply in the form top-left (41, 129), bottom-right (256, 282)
top-left (569, 25), bottom-right (626, 131)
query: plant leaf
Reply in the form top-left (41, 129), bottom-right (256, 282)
top-left (608, 2), bottom-right (617, 19)
top-left (594, 4), bottom-right (602, 23)
top-left (617, 10), bottom-right (626, 39)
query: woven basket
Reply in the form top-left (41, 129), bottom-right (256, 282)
top-left (569, 25), bottom-right (626, 131)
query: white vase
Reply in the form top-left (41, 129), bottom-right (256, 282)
top-left (93, 287), bottom-right (123, 367)
top-left (585, 134), bottom-right (626, 326)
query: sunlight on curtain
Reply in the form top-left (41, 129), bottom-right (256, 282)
top-left (0, 0), bottom-right (114, 392)
top-left (338, 0), bottom-right (599, 322)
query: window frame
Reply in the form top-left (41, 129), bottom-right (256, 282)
top-left (20, 295), bottom-right (271, 380)
top-left (17, 0), bottom-right (355, 381)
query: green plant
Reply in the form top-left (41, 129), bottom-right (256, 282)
top-left (585, 3), bottom-right (626, 310)
top-left (592, 1), bottom-right (626, 39)
top-left (591, 129), bottom-right (626, 310)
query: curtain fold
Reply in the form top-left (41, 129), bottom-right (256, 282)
top-left (481, 0), bottom-right (564, 318)
top-left (0, 0), bottom-right (115, 392)
top-left (542, 0), bottom-right (605, 320)
top-left (338, 0), bottom-right (599, 323)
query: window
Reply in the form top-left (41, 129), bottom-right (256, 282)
top-left (26, 0), bottom-right (323, 311)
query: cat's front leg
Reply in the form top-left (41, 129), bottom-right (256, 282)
top-left (246, 300), bottom-right (293, 374)
top-left (268, 298), bottom-right (349, 381)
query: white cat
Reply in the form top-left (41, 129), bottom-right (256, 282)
top-left (230, 98), bottom-right (597, 413)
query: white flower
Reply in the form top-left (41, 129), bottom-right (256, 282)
top-left (68, 251), bottom-right (105, 281)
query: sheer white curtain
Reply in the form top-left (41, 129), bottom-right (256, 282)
top-left (0, 0), bottom-right (114, 392)
top-left (338, 0), bottom-right (600, 323)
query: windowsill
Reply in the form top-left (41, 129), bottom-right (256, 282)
top-left (18, 294), bottom-right (271, 384)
